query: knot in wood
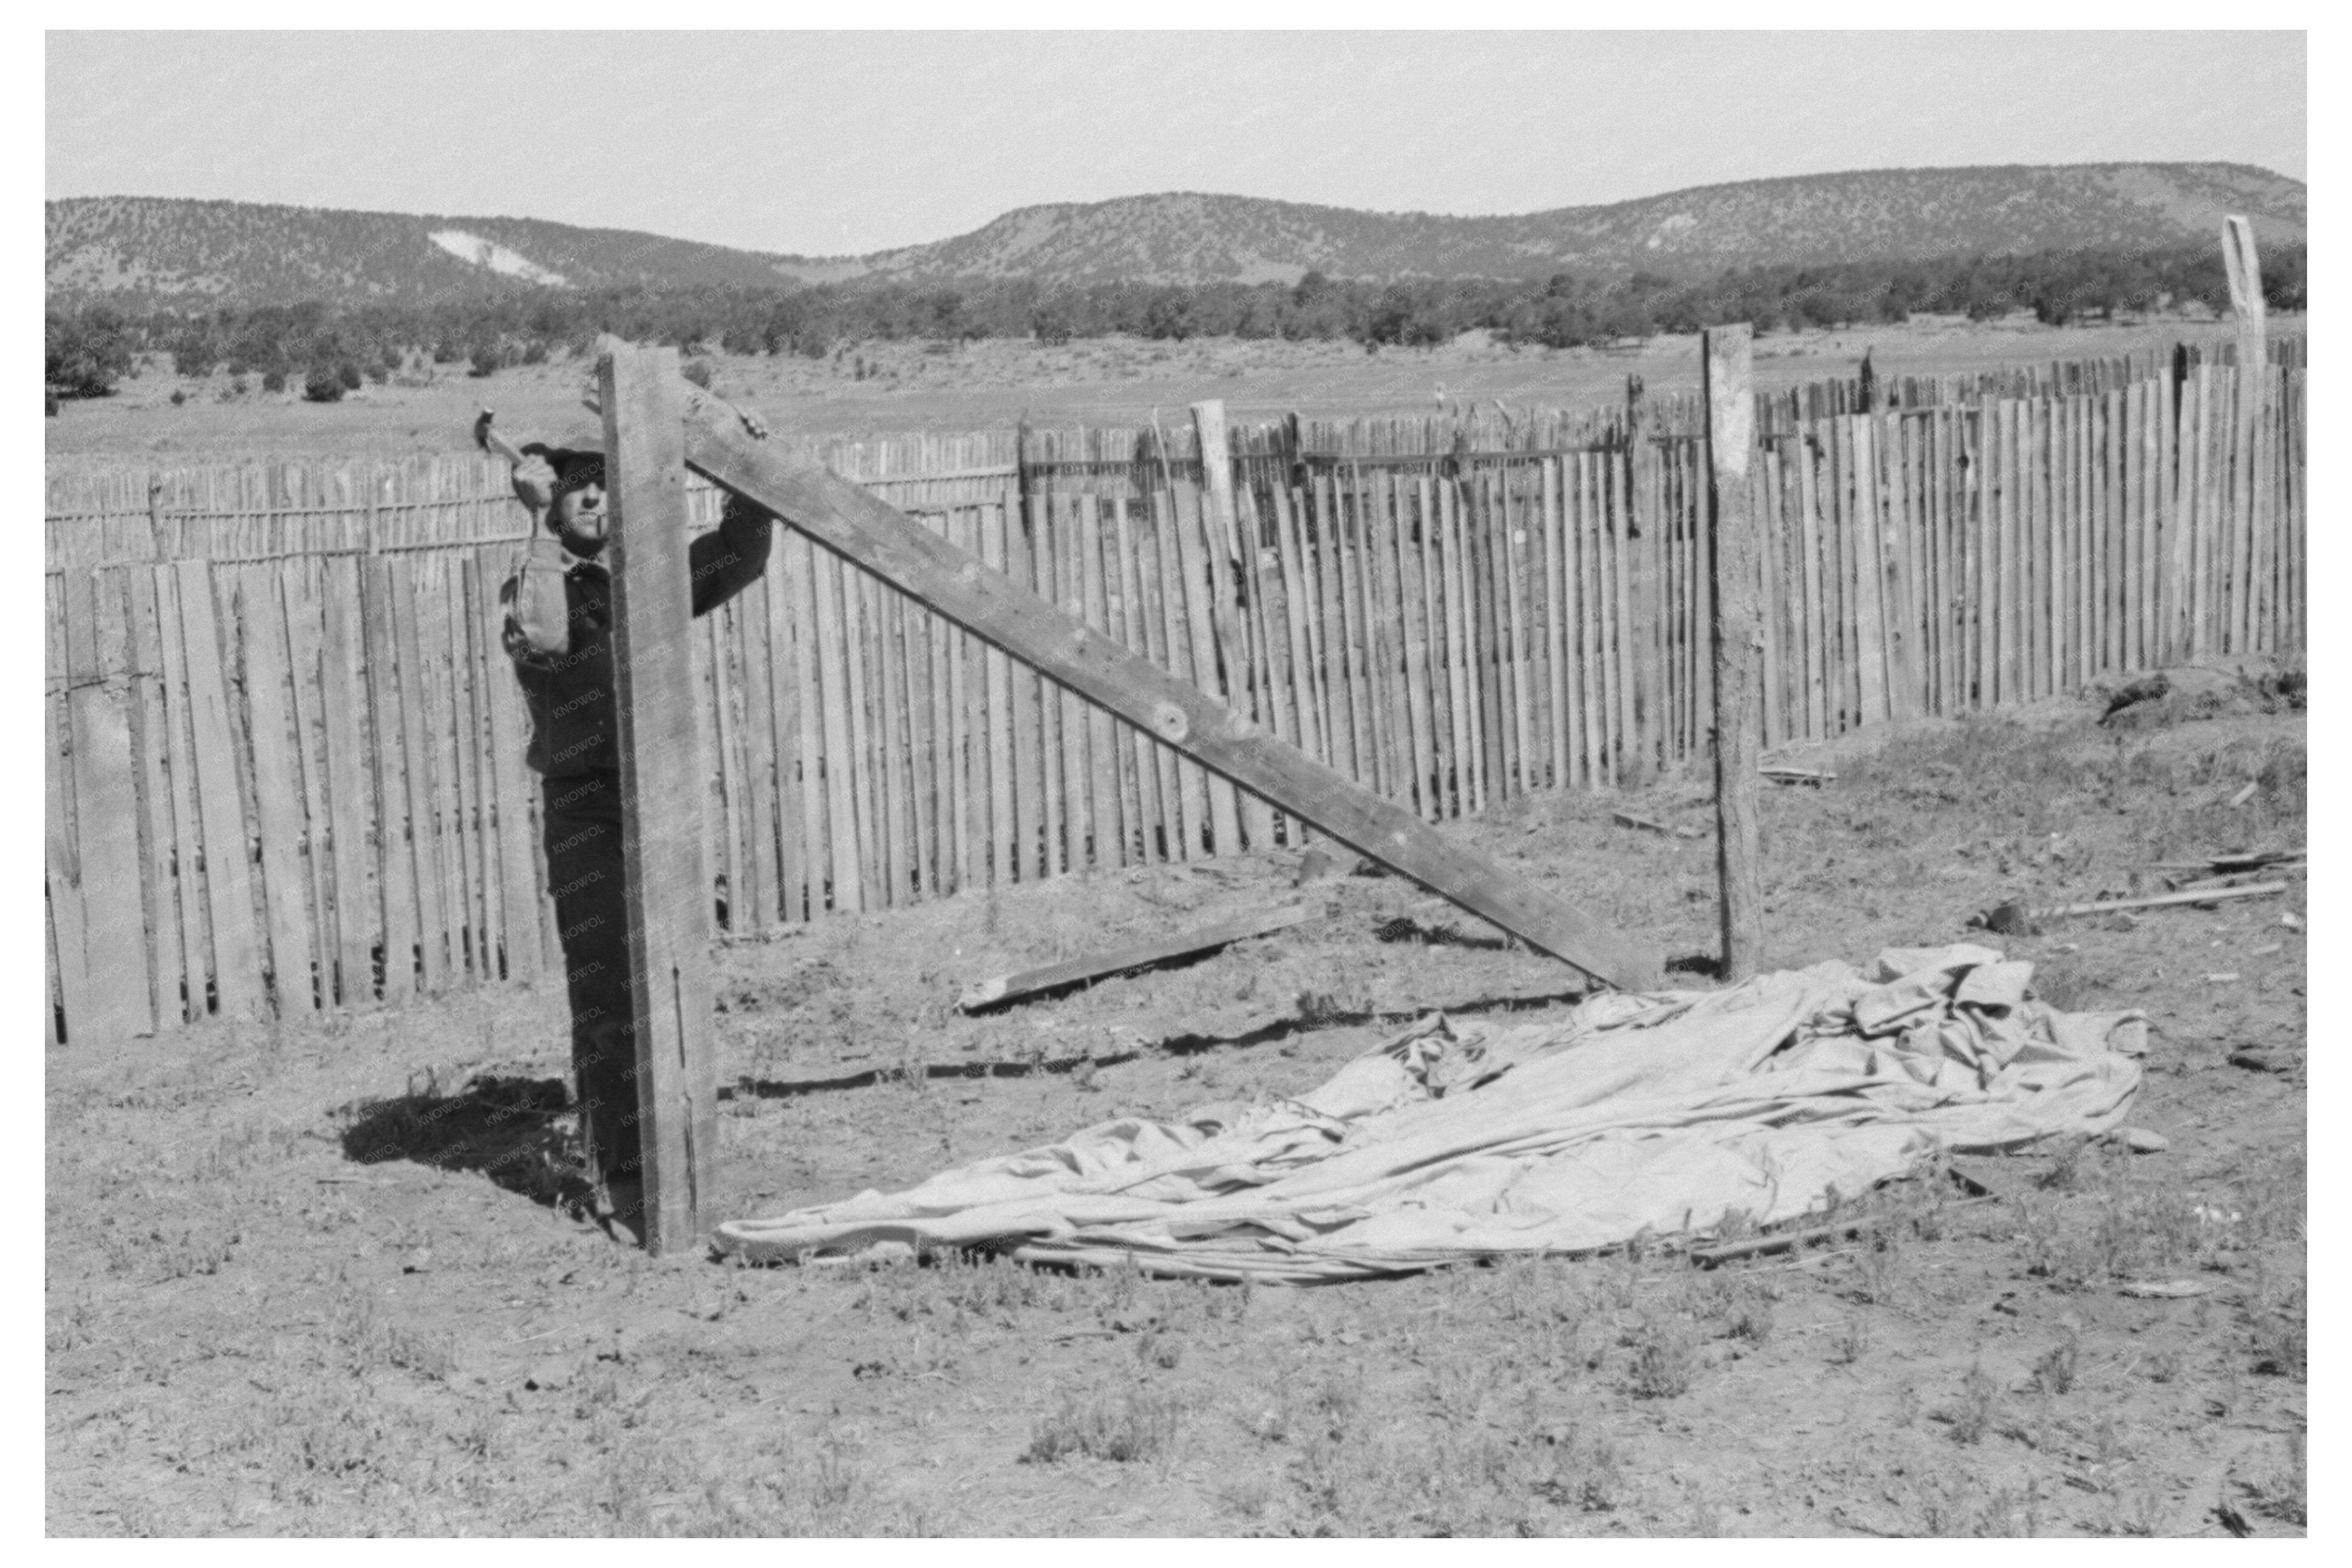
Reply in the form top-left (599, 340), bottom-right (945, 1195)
top-left (1151, 701), bottom-right (1190, 743)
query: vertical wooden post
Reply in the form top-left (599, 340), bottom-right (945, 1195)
top-left (1190, 399), bottom-right (1272, 848)
top-left (2221, 216), bottom-right (2267, 655)
top-left (600, 342), bottom-right (718, 1255)
top-left (1704, 325), bottom-right (1765, 983)
top-left (2223, 215), bottom-right (2268, 384)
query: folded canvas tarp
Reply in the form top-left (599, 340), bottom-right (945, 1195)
top-left (715, 945), bottom-right (2147, 1283)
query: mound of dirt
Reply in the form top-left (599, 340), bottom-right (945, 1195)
top-left (2098, 660), bottom-right (2305, 732)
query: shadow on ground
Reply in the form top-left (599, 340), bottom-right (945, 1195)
top-left (336, 1073), bottom-right (596, 1214)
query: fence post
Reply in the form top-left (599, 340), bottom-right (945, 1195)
top-left (2222, 217), bottom-right (2266, 655)
top-left (1703, 324), bottom-right (1765, 983)
top-left (601, 340), bottom-right (719, 1254)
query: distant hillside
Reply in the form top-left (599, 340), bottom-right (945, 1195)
top-left (794, 165), bottom-right (2306, 288)
top-left (45, 197), bottom-right (798, 310)
top-left (49, 163), bottom-right (2305, 310)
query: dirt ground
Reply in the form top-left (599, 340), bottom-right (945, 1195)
top-left (44, 313), bottom-right (2302, 468)
top-left (45, 689), bottom-right (2306, 1537)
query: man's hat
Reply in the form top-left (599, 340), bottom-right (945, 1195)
top-left (522, 421), bottom-right (605, 485)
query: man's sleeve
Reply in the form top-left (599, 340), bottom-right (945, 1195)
top-left (689, 493), bottom-right (775, 618)
top-left (501, 541), bottom-right (572, 693)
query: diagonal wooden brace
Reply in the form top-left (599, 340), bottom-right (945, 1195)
top-left (675, 383), bottom-right (1663, 990)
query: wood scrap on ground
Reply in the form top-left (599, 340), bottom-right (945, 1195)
top-left (1977, 880), bottom-right (2288, 934)
top-left (1688, 1196), bottom-right (1996, 1267)
top-left (1612, 810), bottom-right (1702, 838)
top-left (1759, 763), bottom-right (1835, 785)
top-left (741, 973), bottom-right (1595, 1099)
top-left (957, 903), bottom-right (1324, 1012)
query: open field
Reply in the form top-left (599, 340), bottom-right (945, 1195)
top-left (47, 698), bottom-right (2306, 1536)
top-left (44, 313), bottom-right (2303, 468)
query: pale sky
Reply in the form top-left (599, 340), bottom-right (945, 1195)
top-left (46, 30), bottom-right (2306, 259)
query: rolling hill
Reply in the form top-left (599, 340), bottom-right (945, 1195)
top-left (47, 163), bottom-right (2305, 312)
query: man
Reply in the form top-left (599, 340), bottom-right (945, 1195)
top-left (500, 432), bottom-right (774, 1237)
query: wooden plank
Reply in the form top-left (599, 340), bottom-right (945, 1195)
top-left (849, 571), bottom-right (890, 904)
top-left (1080, 494), bottom-right (1127, 867)
top-left (1415, 473), bottom-right (1458, 811)
top-left (1055, 494), bottom-right (1094, 870)
top-left (1266, 481), bottom-right (1323, 774)
top-left (677, 387), bottom-right (1664, 988)
top-left (1758, 444), bottom-right (1785, 743)
top-left (1795, 426), bottom-right (1827, 735)
top-left (1235, 482), bottom-right (1293, 844)
top-left (460, 555), bottom-right (505, 977)
top-left (2190, 364), bottom-right (2213, 660)
top-left (46, 605), bottom-right (90, 1040)
top-left (1300, 481), bottom-right (1344, 779)
top-left (1705, 327), bottom-right (1766, 980)
top-left (1500, 476), bottom-right (1535, 793)
top-left (1542, 460), bottom-right (1572, 788)
top-left (925, 540), bottom-right (960, 891)
top-left (1320, 474), bottom-right (1365, 787)
top-left (237, 563), bottom-right (318, 1012)
top-left (1471, 472), bottom-right (1505, 803)
top-left (600, 342), bottom-right (719, 1252)
top-left (1194, 403), bottom-right (1274, 850)
top-left (389, 561), bottom-right (450, 992)
top-left (279, 561), bottom-right (342, 995)
top-left (958, 902), bottom-right (1323, 1012)
top-left (1439, 473), bottom-right (1478, 801)
top-left (2124, 380), bottom-right (2146, 672)
top-left (2157, 369), bottom-right (2182, 664)
top-left (1172, 483), bottom-right (1242, 856)
top-left (64, 573), bottom-right (155, 1038)
top-left (735, 564), bottom-right (780, 927)
top-left (1363, 472), bottom-right (1406, 805)
top-left (1392, 475), bottom-right (1439, 819)
top-left (764, 534), bottom-right (809, 919)
top-left (2116, 390), bottom-right (2135, 677)
top-left (1991, 400), bottom-right (2017, 704)
top-left (811, 543), bottom-right (864, 910)
top-left (1846, 417), bottom-right (1889, 723)
top-left (1147, 489), bottom-right (1205, 860)
top-left (153, 567), bottom-right (213, 1019)
top-left (911, 587), bottom-right (946, 897)
top-left (1004, 500), bottom-right (1046, 876)
top-left (1114, 497), bottom-right (1170, 860)
top-left (706, 598), bottom-right (747, 925)
top-left (1268, 480), bottom-right (1325, 779)
top-left (1601, 443), bottom-right (1631, 779)
top-left (360, 558), bottom-right (418, 1003)
top-left (1889, 414), bottom-right (1923, 718)
top-left (1577, 452), bottom-right (1605, 783)
top-left (420, 557), bottom-right (476, 984)
top-left (1019, 500), bottom-right (1061, 878)
top-left (871, 581), bottom-right (910, 902)
top-left (122, 568), bottom-right (186, 1028)
top-left (1137, 492), bottom-right (1193, 859)
top-left (940, 513), bottom-right (977, 891)
top-left (893, 587), bottom-right (929, 897)
top-left (790, 532), bottom-right (836, 913)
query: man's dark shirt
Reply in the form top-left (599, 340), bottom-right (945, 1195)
top-left (502, 495), bottom-right (772, 776)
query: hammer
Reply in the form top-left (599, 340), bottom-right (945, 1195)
top-left (472, 406), bottom-right (531, 468)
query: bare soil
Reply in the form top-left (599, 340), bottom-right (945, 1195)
top-left (46, 695), bottom-right (2306, 1536)
top-left (44, 313), bottom-right (2301, 468)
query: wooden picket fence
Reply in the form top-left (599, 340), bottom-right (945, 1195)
top-left (44, 350), bottom-right (2304, 1044)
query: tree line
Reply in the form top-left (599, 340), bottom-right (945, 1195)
top-left (46, 240), bottom-right (2306, 406)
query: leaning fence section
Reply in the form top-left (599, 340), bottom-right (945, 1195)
top-left (46, 352), bottom-right (2304, 1044)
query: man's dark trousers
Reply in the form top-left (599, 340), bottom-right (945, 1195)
top-left (541, 770), bottom-right (638, 1185)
